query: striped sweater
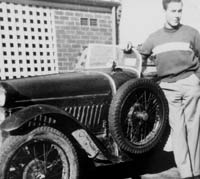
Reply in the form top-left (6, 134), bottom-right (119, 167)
top-left (140, 24), bottom-right (200, 82)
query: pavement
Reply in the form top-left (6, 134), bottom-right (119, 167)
top-left (142, 167), bottom-right (180, 179)
top-left (87, 150), bottom-right (180, 179)
top-left (140, 150), bottom-right (181, 179)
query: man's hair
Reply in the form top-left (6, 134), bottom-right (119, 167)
top-left (162, 0), bottom-right (182, 10)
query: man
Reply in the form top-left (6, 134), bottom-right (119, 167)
top-left (127, 0), bottom-right (200, 178)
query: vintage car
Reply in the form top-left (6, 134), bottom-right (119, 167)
top-left (0, 44), bottom-right (169, 179)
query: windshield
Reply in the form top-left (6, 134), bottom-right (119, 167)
top-left (76, 43), bottom-right (142, 76)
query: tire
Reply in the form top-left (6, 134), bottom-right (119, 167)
top-left (0, 127), bottom-right (79, 179)
top-left (109, 79), bottom-right (169, 154)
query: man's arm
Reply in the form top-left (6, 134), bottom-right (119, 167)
top-left (123, 40), bottom-right (155, 77)
top-left (194, 30), bottom-right (200, 59)
top-left (137, 43), bottom-right (152, 76)
top-left (137, 44), bottom-right (149, 73)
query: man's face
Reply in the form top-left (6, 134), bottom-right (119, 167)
top-left (165, 2), bottom-right (183, 29)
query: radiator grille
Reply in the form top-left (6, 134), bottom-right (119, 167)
top-left (65, 104), bottom-right (104, 128)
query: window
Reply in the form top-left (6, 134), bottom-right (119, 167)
top-left (90, 18), bottom-right (97, 26)
top-left (80, 18), bottom-right (88, 26)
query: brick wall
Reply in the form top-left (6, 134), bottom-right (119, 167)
top-left (54, 10), bottom-right (113, 71)
top-left (0, 0), bottom-right (119, 76)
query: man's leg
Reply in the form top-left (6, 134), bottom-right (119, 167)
top-left (181, 74), bottom-right (200, 178)
top-left (160, 81), bottom-right (193, 178)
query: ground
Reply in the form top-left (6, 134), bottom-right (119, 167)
top-left (142, 167), bottom-right (180, 179)
top-left (87, 150), bottom-right (180, 179)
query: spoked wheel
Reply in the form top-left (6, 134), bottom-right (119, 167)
top-left (21, 141), bottom-right (68, 179)
top-left (109, 79), bottom-right (169, 154)
top-left (0, 127), bottom-right (79, 179)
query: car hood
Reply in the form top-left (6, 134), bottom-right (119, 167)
top-left (0, 71), bottom-right (118, 106)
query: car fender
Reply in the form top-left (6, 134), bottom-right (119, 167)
top-left (0, 104), bottom-right (101, 158)
top-left (0, 104), bottom-right (81, 132)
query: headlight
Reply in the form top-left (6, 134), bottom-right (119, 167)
top-left (0, 87), bottom-right (6, 107)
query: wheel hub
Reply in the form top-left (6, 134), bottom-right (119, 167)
top-left (134, 111), bottom-right (149, 121)
top-left (23, 159), bottom-right (46, 179)
top-left (128, 103), bottom-right (149, 122)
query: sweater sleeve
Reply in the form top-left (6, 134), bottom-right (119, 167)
top-left (137, 35), bottom-right (154, 73)
top-left (194, 30), bottom-right (200, 58)
top-left (138, 35), bottom-right (154, 61)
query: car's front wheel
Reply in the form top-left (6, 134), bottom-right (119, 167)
top-left (0, 126), bottom-right (79, 179)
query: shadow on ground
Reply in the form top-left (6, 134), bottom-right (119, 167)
top-left (84, 150), bottom-right (176, 179)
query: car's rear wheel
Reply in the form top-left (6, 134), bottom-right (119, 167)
top-left (0, 126), bottom-right (79, 179)
top-left (109, 79), bottom-right (169, 154)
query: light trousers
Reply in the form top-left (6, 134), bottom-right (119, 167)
top-left (160, 74), bottom-right (200, 178)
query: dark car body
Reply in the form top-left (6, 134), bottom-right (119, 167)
top-left (0, 68), bottom-right (137, 156)
top-left (0, 45), bottom-right (169, 179)
top-left (1, 69), bottom-right (135, 130)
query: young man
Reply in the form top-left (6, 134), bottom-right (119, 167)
top-left (130, 0), bottom-right (200, 178)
